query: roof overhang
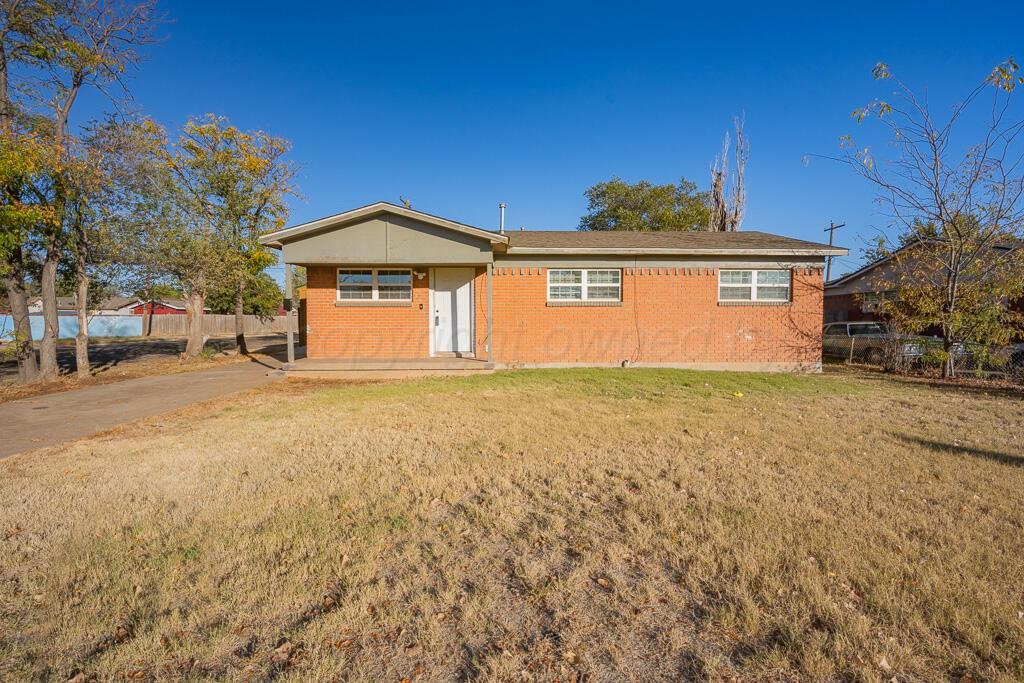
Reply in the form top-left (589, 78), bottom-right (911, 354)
top-left (506, 247), bottom-right (848, 256)
top-left (260, 202), bottom-right (509, 248)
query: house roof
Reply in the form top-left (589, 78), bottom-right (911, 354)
top-left (260, 201), bottom-right (845, 257)
top-left (150, 298), bottom-right (188, 310)
top-left (97, 295), bottom-right (140, 310)
top-left (502, 229), bottom-right (846, 256)
top-left (825, 238), bottom-right (1021, 290)
top-left (260, 201), bottom-right (510, 247)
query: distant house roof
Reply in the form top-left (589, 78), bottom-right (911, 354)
top-left (27, 296), bottom-right (77, 310)
top-left (825, 239), bottom-right (1021, 291)
top-left (136, 298), bottom-right (211, 312)
top-left (503, 229), bottom-right (845, 256)
top-left (97, 295), bottom-right (140, 311)
top-left (145, 298), bottom-right (187, 310)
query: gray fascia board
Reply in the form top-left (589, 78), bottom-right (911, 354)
top-left (260, 202), bottom-right (508, 246)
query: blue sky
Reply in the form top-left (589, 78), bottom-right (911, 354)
top-left (73, 0), bottom-right (1021, 278)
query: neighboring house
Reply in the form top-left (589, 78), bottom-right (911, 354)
top-left (260, 202), bottom-right (846, 372)
top-left (97, 296), bottom-right (142, 315)
top-left (26, 296), bottom-right (78, 314)
top-left (12, 295), bottom-right (144, 339)
top-left (26, 295), bottom-right (141, 315)
top-left (130, 298), bottom-right (209, 315)
top-left (824, 242), bottom-right (1024, 323)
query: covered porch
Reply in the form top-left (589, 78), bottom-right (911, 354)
top-left (259, 202), bottom-right (508, 373)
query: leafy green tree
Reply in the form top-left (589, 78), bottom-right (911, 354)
top-left (1, 0), bottom-right (159, 381)
top-left (0, 0), bottom-right (60, 381)
top-left (579, 177), bottom-right (709, 232)
top-left (290, 264), bottom-right (306, 290)
top-left (133, 283), bottom-right (181, 300)
top-left (837, 60), bottom-right (1024, 377)
top-left (206, 271), bottom-right (281, 318)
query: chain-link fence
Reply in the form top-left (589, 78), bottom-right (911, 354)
top-left (823, 327), bottom-right (1024, 384)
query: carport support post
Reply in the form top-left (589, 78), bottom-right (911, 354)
top-left (284, 261), bottom-right (295, 368)
top-left (487, 262), bottom-right (494, 364)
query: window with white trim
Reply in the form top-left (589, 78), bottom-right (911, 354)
top-left (337, 268), bottom-right (412, 301)
top-left (718, 269), bottom-right (790, 302)
top-left (547, 269), bottom-right (621, 301)
top-left (861, 291), bottom-right (895, 313)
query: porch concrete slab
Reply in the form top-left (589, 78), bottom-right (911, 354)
top-left (283, 356), bottom-right (494, 378)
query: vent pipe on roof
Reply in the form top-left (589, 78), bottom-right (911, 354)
top-left (499, 203), bottom-right (506, 234)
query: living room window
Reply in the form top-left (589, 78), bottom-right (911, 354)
top-left (718, 269), bottom-right (791, 302)
top-left (547, 269), bottom-right (621, 301)
top-left (337, 269), bottom-right (412, 301)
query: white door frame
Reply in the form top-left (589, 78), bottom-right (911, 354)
top-left (428, 267), bottom-right (475, 357)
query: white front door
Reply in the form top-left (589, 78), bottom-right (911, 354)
top-left (433, 267), bottom-right (474, 355)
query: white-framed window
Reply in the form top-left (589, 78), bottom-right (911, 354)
top-left (547, 269), bottom-right (622, 301)
top-left (861, 291), bottom-right (895, 313)
top-left (337, 268), bottom-right (412, 301)
top-left (718, 269), bottom-right (791, 302)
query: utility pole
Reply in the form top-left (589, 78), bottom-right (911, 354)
top-left (824, 221), bottom-right (845, 282)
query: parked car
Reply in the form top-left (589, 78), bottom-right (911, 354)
top-left (822, 322), bottom-right (930, 364)
top-left (1011, 344), bottom-right (1024, 383)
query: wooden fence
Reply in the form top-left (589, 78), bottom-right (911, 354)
top-left (145, 314), bottom-right (295, 337)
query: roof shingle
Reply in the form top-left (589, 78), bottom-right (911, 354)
top-left (501, 229), bottom-right (841, 253)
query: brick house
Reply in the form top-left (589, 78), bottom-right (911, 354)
top-left (260, 202), bottom-right (846, 373)
top-left (130, 298), bottom-right (209, 315)
top-left (824, 242), bottom-right (1024, 325)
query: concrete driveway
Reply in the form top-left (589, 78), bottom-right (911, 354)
top-left (0, 356), bottom-right (282, 458)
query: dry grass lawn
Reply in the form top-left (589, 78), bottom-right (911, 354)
top-left (1, 369), bottom-right (1023, 682)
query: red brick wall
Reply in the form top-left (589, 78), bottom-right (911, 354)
top-left (305, 265), bottom-right (430, 359)
top-left (488, 267), bottom-right (824, 367)
top-left (824, 292), bottom-right (887, 324)
top-left (305, 264), bottom-right (825, 367)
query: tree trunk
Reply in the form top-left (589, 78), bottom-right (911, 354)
top-left (74, 250), bottom-right (90, 379)
top-left (144, 275), bottom-right (154, 336)
top-left (2, 246), bottom-right (38, 382)
top-left (234, 279), bottom-right (248, 355)
top-left (38, 244), bottom-right (61, 379)
top-left (184, 290), bottom-right (206, 358)
top-left (942, 336), bottom-right (956, 379)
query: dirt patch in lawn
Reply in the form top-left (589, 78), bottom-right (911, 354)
top-left (1, 369), bottom-right (1022, 681)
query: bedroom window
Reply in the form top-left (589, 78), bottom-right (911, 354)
top-left (337, 269), bottom-right (412, 301)
top-left (718, 269), bottom-right (790, 302)
top-left (547, 269), bottom-right (621, 301)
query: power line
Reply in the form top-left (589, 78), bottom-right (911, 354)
top-left (824, 221), bottom-right (846, 282)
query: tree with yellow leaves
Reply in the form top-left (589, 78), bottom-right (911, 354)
top-left (165, 115), bottom-right (297, 357)
top-left (1, 0), bottom-right (160, 381)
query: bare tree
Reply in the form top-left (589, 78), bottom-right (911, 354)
top-left (832, 60), bottom-right (1024, 377)
top-left (707, 115), bottom-right (748, 232)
